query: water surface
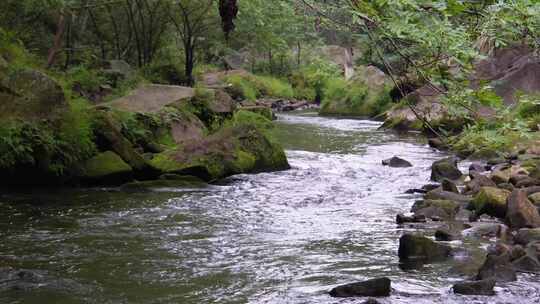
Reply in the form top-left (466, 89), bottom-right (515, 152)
top-left (1, 112), bottom-right (539, 303)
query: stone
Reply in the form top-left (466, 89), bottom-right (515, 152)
top-left (498, 183), bottom-right (515, 192)
top-left (512, 253), bottom-right (540, 272)
top-left (506, 190), bottom-right (540, 229)
top-left (510, 174), bottom-right (531, 186)
top-left (435, 228), bottom-right (457, 241)
top-left (529, 193), bottom-right (540, 205)
top-left (382, 156), bottom-right (412, 168)
top-left (465, 172), bottom-right (497, 194)
top-left (396, 214), bottom-right (426, 224)
top-left (428, 137), bottom-right (448, 150)
top-left (411, 200), bottom-right (460, 218)
top-left (452, 279), bottom-right (496, 296)
top-left (328, 277), bottom-right (391, 298)
top-left (462, 223), bottom-right (510, 240)
top-left (491, 168), bottom-right (511, 184)
top-left (398, 234), bottom-right (452, 262)
top-left (515, 177), bottom-right (540, 188)
top-left (425, 188), bottom-right (472, 203)
top-left (469, 187), bottom-right (511, 218)
top-left (442, 178), bottom-right (459, 193)
top-left (476, 253), bottom-right (517, 282)
top-left (469, 163), bottom-right (488, 173)
top-left (431, 157), bottom-right (462, 182)
top-left (510, 245), bottom-right (527, 261)
top-left (81, 151), bottom-right (133, 185)
top-left (362, 299), bottom-right (381, 304)
top-left (515, 228), bottom-right (540, 245)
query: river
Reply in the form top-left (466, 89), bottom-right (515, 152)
top-left (1, 112), bottom-right (539, 303)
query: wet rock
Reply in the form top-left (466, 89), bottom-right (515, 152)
top-left (398, 234), bottom-right (452, 262)
top-left (382, 156), bottom-right (412, 168)
top-left (515, 228), bottom-right (540, 245)
top-left (510, 245), bottom-right (527, 261)
top-left (469, 187), bottom-right (510, 218)
top-left (510, 174), bottom-right (531, 186)
top-left (491, 168), bottom-right (511, 184)
top-left (411, 199), bottom-right (460, 220)
top-left (431, 157), bottom-right (462, 182)
top-left (405, 188), bottom-right (427, 194)
top-left (469, 163), bottom-right (488, 173)
top-left (462, 223), bottom-right (511, 241)
top-left (435, 228), bottom-right (457, 241)
top-left (396, 214), bottom-right (426, 224)
top-left (465, 172), bottom-right (497, 195)
top-left (515, 177), bottom-right (540, 188)
top-left (512, 252), bottom-right (540, 272)
top-left (362, 299), bottom-right (381, 304)
top-left (328, 277), bottom-right (391, 298)
top-left (442, 178), bottom-right (459, 193)
top-left (506, 190), bottom-right (540, 229)
top-left (529, 193), bottom-right (540, 205)
top-left (425, 188), bottom-right (472, 203)
top-left (428, 137), bottom-right (448, 150)
top-left (498, 183), bottom-right (515, 192)
top-left (422, 184), bottom-right (441, 192)
top-left (487, 243), bottom-right (511, 256)
top-left (476, 253), bottom-right (517, 282)
top-left (452, 279), bottom-right (496, 296)
top-left (524, 186), bottom-right (540, 196)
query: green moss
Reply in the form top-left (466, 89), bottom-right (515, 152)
top-left (232, 150), bottom-right (257, 172)
top-left (469, 187), bottom-right (510, 218)
top-left (83, 151), bottom-right (132, 179)
top-left (224, 74), bottom-right (294, 101)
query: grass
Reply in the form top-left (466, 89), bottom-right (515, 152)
top-left (225, 74), bottom-right (294, 101)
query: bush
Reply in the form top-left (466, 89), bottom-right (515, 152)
top-left (67, 66), bottom-right (105, 92)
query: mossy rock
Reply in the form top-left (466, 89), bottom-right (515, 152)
top-left (92, 111), bottom-right (161, 179)
top-left (491, 169), bottom-right (511, 184)
top-left (150, 124), bottom-right (289, 181)
top-left (530, 193), bottom-right (540, 206)
top-left (431, 157), bottom-right (462, 182)
top-left (238, 106), bottom-right (274, 120)
top-left (81, 151), bottom-right (133, 185)
top-left (469, 187), bottom-right (511, 218)
top-left (411, 199), bottom-right (460, 218)
top-left (0, 69), bottom-right (67, 121)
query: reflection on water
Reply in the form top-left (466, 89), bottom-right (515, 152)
top-left (1, 111), bottom-right (539, 304)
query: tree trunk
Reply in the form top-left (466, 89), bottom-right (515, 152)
top-left (47, 11), bottom-right (66, 68)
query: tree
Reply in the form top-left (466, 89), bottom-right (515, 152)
top-left (170, 0), bottom-right (218, 86)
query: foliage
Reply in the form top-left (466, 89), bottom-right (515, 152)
top-left (225, 73), bottom-right (294, 100)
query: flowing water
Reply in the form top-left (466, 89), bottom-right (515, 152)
top-left (1, 112), bottom-right (539, 304)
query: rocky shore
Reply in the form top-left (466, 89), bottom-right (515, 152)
top-left (330, 148), bottom-right (540, 300)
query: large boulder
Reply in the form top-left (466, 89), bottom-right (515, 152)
top-left (469, 187), bottom-right (511, 218)
top-left (398, 234), bottom-right (452, 262)
top-left (329, 277), bottom-right (391, 298)
top-left (0, 69), bottom-right (67, 120)
top-left (506, 190), bottom-right (540, 229)
top-left (80, 151), bottom-right (133, 185)
top-left (150, 124), bottom-right (289, 181)
top-left (411, 199), bottom-right (460, 220)
top-left (452, 279), bottom-right (496, 296)
top-left (431, 157), bottom-right (462, 182)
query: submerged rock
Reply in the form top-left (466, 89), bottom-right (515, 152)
top-left (396, 214), bottom-right (426, 224)
top-left (398, 234), bottom-right (452, 262)
top-left (382, 156), bottom-right (412, 168)
top-left (506, 190), bottom-right (540, 229)
top-left (431, 157), bottom-right (462, 182)
top-left (452, 279), bottom-right (496, 296)
top-left (329, 277), bottom-right (391, 298)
